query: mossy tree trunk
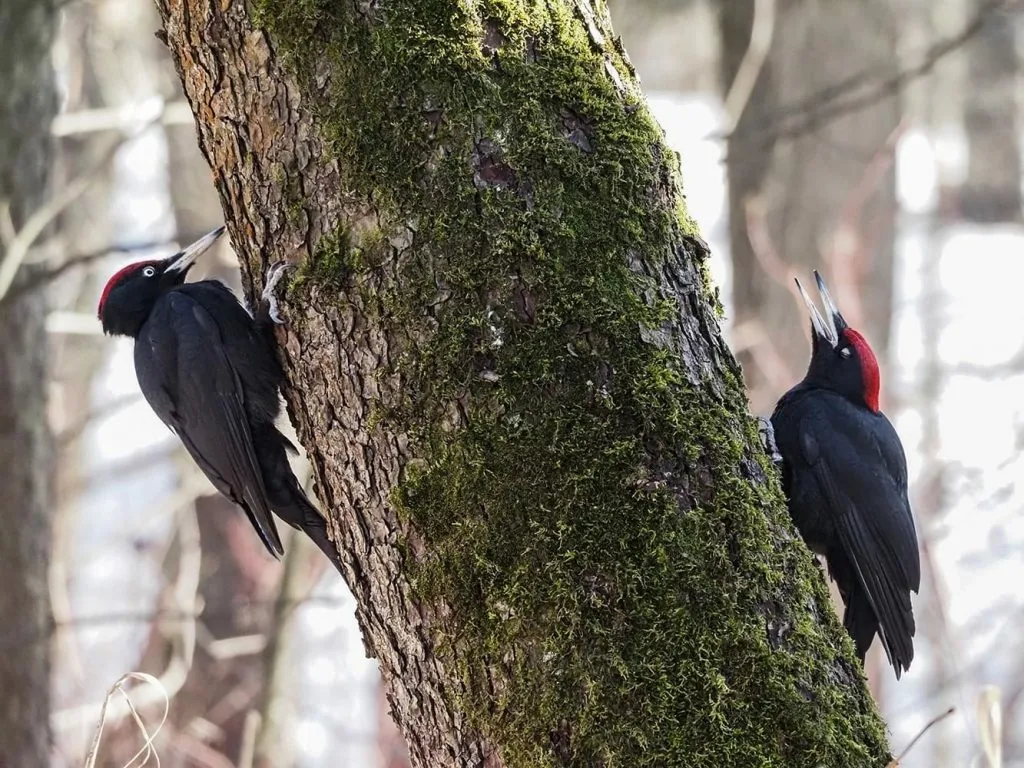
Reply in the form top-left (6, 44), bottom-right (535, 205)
top-left (156, 1), bottom-right (891, 765)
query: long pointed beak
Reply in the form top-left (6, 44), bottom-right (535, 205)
top-left (795, 275), bottom-right (838, 347)
top-left (166, 225), bottom-right (226, 273)
top-left (812, 270), bottom-right (848, 338)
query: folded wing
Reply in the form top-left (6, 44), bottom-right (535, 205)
top-left (135, 292), bottom-right (284, 557)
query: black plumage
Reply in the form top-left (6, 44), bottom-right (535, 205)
top-left (770, 272), bottom-right (920, 678)
top-left (98, 226), bottom-right (341, 573)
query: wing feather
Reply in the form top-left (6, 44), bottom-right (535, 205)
top-left (800, 406), bottom-right (919, 673)
top-left (135, 292), bottom-right (284, 557)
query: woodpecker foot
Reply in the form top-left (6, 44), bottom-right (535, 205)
top-left (262, 260), bottom-right (294, 325)
top-left (758, 417), bottom-right (783, 465)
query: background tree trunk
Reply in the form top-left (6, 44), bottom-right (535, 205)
top-left (718, 0), bottom-right (899, 414)
top-left (156, 1), bottom-right (891, 765)
top-left (608, 0), bottom-right (719, 94)
top-left (0, 0), bottom-right (57, 764)
top-left (960, 0), bottom-right (1022, 222)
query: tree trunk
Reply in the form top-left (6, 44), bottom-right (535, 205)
top-left (961, 0), bottom-right (1022, 222)
top-left (0, 0), bottom-right (56, 764)
top-left (719, 0), bottom-right (899, 414)
top-left (156, 2), bottom-right (891, 765)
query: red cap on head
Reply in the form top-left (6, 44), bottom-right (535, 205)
top-left (96, 260), bottom-right (159, 319)
top-left (842, 328), bottom-right (880, 412)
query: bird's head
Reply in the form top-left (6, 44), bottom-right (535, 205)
top-left (795, 270), bottom-right (880, 412)
top-left (98, 226), bottom-right (225, 337)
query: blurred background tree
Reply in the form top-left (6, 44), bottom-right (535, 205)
top-left (0, 0), bottom-right (1021, 765)
top-left (0, 0), bottom-right (57, 765)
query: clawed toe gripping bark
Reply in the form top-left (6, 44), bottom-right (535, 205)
top-left (260, 260), bottom-right (293, 326)
top-left (758, 416), bottom-right (783, 465)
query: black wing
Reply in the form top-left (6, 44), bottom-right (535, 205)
top-left (799, 400), bottom-right (919, 671)
top-left (135, 291), bottom-right (284, 557)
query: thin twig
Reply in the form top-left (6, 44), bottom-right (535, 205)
top-left (83, 672), bottom-right (170, 768)
top-left (887, 706), bottom-right (956, 766)
top-left (54, 505), bottom-right (203, 735)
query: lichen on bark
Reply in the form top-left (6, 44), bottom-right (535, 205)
top-left (156, 0), bottom-right (892, 765)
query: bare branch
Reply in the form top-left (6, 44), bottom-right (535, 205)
top-left (721, 0), bottom-right (775, 135)
top-left (4, 239), bottom-right (177, 302)
top-left (0, 596), bottom-right (347, 650)
top-left (254, 530), bottom-right (311, 765)
top-left (0, 135), bottom-right (123, 302)
top-left (56, 393), bottom-right (143, 448)
top-left (722, 0), bottom-right (1020, 145)
top-left (0, 109), bottom-right (166, 303)
top-left (51, 99), bottom-right (193, 137)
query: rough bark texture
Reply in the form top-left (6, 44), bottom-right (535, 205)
top-left (961, 0), bottom-right (1022, 222)
top-left (719, 0), bottom-right (899, 414)
top-left (0, 0), bottom-right (56, 764)
top-left (155, 1), bottom-right (890, 765)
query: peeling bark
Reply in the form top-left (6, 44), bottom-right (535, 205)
top-left (155, 1), bottom-right (891, 765)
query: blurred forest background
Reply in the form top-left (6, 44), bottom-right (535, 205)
top-left (0, 0), bottom-right (1022, 765)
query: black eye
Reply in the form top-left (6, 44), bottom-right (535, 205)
top-left (142, 266), bottom-right (156, 277)
top-left (840, 347), bottom-right (852, 358)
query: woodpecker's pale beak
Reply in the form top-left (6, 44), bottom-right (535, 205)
top-left (166, 225), bottom-right (226, 273)
top-left (813, 270), bottom-right (848, 338)
top-left (795, 270), bottom-right (845, 347)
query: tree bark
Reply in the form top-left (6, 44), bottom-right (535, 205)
top-left (719, 0), bottom-right (899, 414)
top-left (156, 1), bottom-right (891, 765)
top-left (0, 0), bottom-right (57, 764)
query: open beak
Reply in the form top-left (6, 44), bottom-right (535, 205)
top-left (795, 270), bottom-right (846, 347)
top-left (166, 225), bottom-right (226, 274)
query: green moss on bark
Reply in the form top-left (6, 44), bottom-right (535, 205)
top-left (252, 0), bottom-right (890, 765)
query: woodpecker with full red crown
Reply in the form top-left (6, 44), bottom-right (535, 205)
top-left (767, 271), bottom-right (920, 678)
top-left (97, 226), bottom-right (342, 573)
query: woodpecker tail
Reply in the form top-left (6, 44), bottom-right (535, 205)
top-left (254, 423), bottom-right (344, 575)
top-left (842, 587), bottom-right (878, 662)
top-left (831, 548), bottom-right (914, 679)
top-left (276, 486), bottom-right (344, 576)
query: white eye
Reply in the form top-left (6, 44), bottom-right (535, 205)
top-left (840, 347), bottom-right (852, 358)
top-left (142, 266), bottom-right (156, 277)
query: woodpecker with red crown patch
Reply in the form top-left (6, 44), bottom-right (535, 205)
top-left (768, 271), bottom-right (920, 678)
top-left (97, 226), bottom-right (342, 574)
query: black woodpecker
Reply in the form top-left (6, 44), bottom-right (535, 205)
top-left (98, 226), bottom-right (342, 574)
top-left (768, 271), bottom-right (920, 678)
